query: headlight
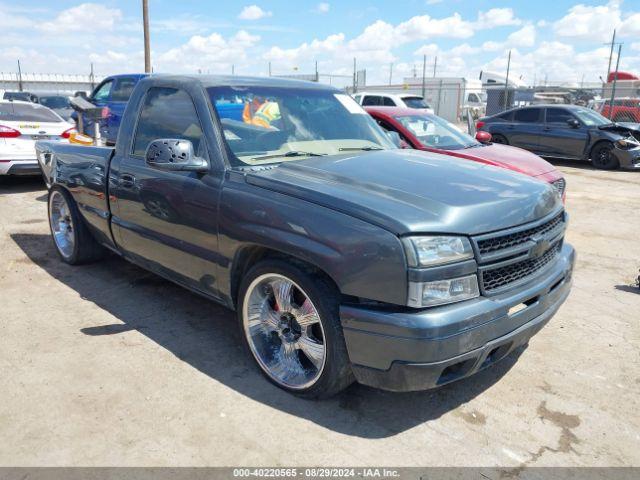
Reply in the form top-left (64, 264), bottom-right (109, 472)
top-left (408, 275), bottom-right (480, 308)
top-left (402, 236), bottom-right (474, 267)
top-left (614, 137), bottom-right (640, 150)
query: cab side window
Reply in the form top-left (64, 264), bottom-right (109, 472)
top-left (111, 77), bottom-right (138, 102)
top-left (383, 97), bottom-right (396, 106)
top-left (92, 81), bottom-right (113, 102)
top-left (132, 87), bottom-right (204, 157)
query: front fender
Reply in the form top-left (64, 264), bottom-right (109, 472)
top-left (218, 181), bottom-right (408, 307)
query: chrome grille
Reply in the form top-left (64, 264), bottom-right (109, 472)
top-left (476, 212), bottom-right (564, 256)
top-left (551, 178), bottom-right (566, 197)
top-left (481, 243), bottom-right (561, 292)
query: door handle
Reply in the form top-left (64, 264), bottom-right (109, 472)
top-left (120, 174), bottom-right (136, 188)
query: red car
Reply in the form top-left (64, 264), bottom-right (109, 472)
top-left (365, 106), bottom-right (566, 198)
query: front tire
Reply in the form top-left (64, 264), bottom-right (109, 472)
top-left (591, 142), bottom-right (619, 170)
top-left (48, 187), bottom-right (105, 264)
top-left (491, 133), bottom-right (508, 145)
top-left (237, 259), bottom-right (354, 398)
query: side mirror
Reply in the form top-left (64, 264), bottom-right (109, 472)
top-left (567, 118), bottom-right (580, 128)
top-left (386, 130), bottom-right (402, 148)
top-left (475, 131), bottom-right (492, 144)
top-left (145, 139), bottom-right (208, 172)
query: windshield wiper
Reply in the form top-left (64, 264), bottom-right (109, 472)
top-left (338, 146), bottom-right (384, 151)
top-left (251, 151), bottom-right (326, 161)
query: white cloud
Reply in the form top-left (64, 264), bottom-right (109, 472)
top-left (426, 0), bottom-right (443, 4)
top-left (314, 3), bottom-right (330, 14)
top-left (238, 5), bottom-right (272, 21)
top-left (475, 8), bottom-right (521, 29)
top-left (40, 3), bottom-right (122, 33)
top-left (159, 30), bottom-right (261, 71)
top-left (553, 1), bottom-right (619, 41)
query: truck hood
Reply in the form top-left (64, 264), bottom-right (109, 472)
top-left (447, 143), bottom-right (557, 177)
top-left (245, 150), bottom-right (561, 236)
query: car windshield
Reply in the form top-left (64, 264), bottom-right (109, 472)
top-left (393, 113), bottom-right (479, 150)
top-left (403, 97), bottom-right (430, 109)
top-left (208, 86), bottom-right (395, 166)
top-left (0, 102), bottom-right (62, 122)
top-left (572, 107), bottom-right (612, 126)
top-left (39, 96), bottom-right (70, 109)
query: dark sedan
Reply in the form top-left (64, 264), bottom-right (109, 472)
top-left (477, 105), bottom-right (640, 170)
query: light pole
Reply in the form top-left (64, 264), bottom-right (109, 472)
top-left (142, 0), bottom-right (151, 73)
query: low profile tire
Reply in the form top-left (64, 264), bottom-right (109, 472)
top-left (491, 134), bottom-right (508, 145)
top-left (591, 142), bottom-right (619, 170)
top-left (48, 187), bottom-right (105, 265)
top-left (237, 259), bottom-right (354, 399)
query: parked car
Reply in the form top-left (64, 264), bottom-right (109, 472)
top-left (0, 100), bottom-right (74, 176)
top-left (354, 92), bottom-right (434, 114)
top-left (366, 106), bottom-right (567, 198)
top-left (34, 93), bottom-right (74, 122)
top-left (72, 73), bottom-right (148, 145)
top-left (477, 104), bottom-right (640, 170)
top-left (37, 75), bottom-right (574, 398)
top-left (3, 91), bottom-right (38, 103)
top-left (600, 98), bottom-right (640, 123)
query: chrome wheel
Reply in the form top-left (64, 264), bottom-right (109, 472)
top-left (49, 191), bottom-right (75, 259)
top-left (242, 273), bottom-right (326, 389)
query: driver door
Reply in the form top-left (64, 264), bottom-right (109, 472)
top-left (110, 86), bottom-right (225, 298)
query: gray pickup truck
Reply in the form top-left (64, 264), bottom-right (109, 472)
top-left (36, 75), bottom-right (575, 398)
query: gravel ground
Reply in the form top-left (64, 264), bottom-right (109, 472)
top-left (0, 162), bottom-right (638, 467)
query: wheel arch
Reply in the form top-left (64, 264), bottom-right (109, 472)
top-left (229, 244), bottom-right (339, 309)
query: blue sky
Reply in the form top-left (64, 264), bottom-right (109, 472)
top-left (1, 0), bottom-right (639, 86)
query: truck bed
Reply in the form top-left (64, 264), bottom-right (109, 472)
top-left (36, 141), bottom-right (116, 248)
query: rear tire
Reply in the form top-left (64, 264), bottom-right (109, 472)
top-left (491, 134), bottom-right (508, 145)
top-left (237, 259), bottom-right (354, 399)
top-left (48, 187), bottom-right (105, 265)
top-left (590, 142), bottom-right (619, 170)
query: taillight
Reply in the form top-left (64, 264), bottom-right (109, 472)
top-left (476, 121), bottom-right (485, 130)
top-left (0, 125), bottom-right (21, 138)
top-left (61, 127), bottom-right (77, 139)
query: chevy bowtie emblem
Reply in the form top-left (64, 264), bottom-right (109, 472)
top-left (530, 234), bottom-right (551, 258)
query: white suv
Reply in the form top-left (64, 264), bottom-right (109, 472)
top-left (353, 92), bottom-right (434, 114)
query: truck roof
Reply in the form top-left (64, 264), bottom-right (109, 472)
top-left (141, 74), bottom-right (337, 91)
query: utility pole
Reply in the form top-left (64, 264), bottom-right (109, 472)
top-left (421, 54), bottom-right (426, 98)
top-left (315, 60), bottom-right (318, 82)
top-left (231, 64), bottom-right (235, 75)
top-left (90, 62), bottom-right (95, 89)
top-left (389, 63), bottom-right (393, 85)
top-left (268, 61), bottom-right (271, 76)
top-left (503, 50), bottom-right (512, 111)
top-left (142, 0), bottom-right (151, 73)
top-left (352, 57), bottom-right (357, 93)
top-left (608, 44), bottom-right (622, 119)
top-left (433, 56), bottom-right (437, 77)
top-left (17, 59), bottom-right (23, 92)
top-left (605, 30), bottom-right (616, 82)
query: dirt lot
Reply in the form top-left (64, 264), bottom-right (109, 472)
top-left (0, 163), bottom-right (639, 467)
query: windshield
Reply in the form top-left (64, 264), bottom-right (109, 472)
top-left (393, 113), bottom-right (479, 150)
top-left (403, 97), bottom-right (430, 109)
top-left (572, 107), bottom-right (611, 126)
top-left (0, 102), bottom-right (62, 122)
top-left (208, 86), bottom-right (395, 166)
top-left (39, 96), bottom-right (70, 109)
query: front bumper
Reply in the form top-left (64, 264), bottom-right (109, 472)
top-left (0, 159), bottom-right (41, 176)
top-left (612, 146), bottom-right (640, 169)
top-left (340, 243), bottom-right (575, 392)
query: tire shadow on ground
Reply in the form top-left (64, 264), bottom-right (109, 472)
top-left (12, 232), bottom-right (525, 439)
